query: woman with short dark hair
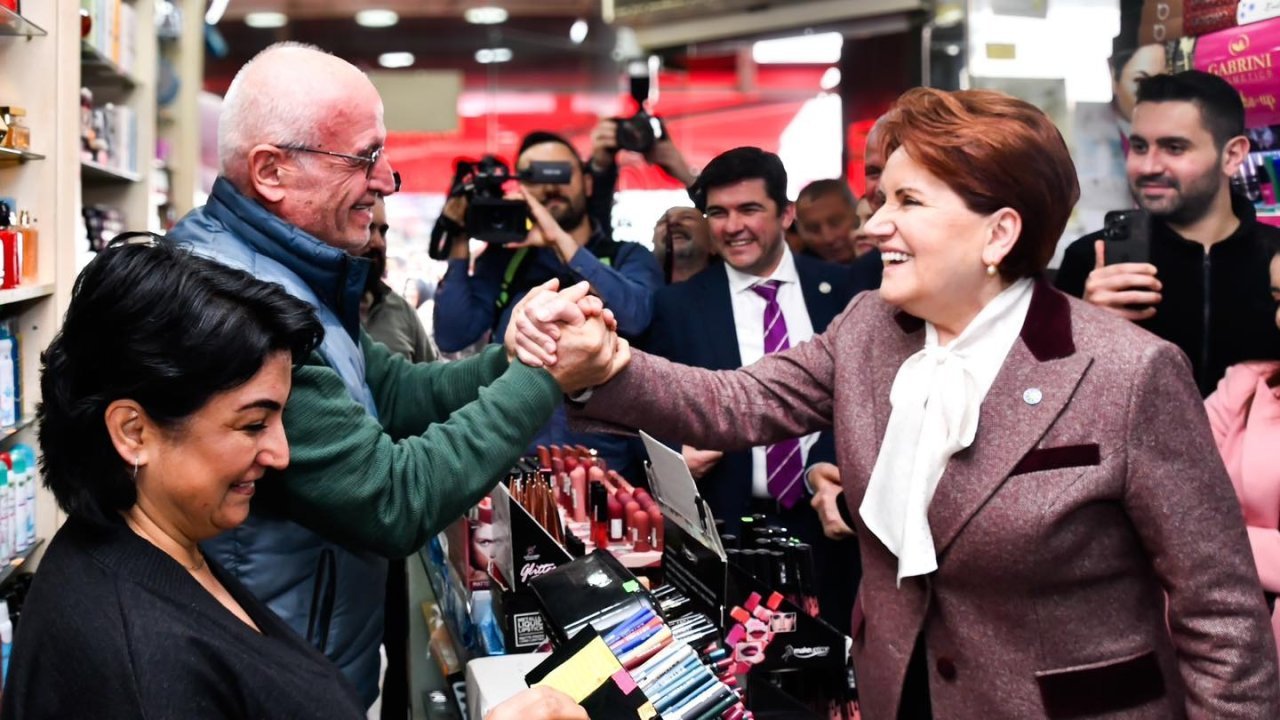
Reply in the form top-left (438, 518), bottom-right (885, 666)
top-left (545, 88), bottom-right (1280, 717)
top-left (0, 238), bottom-right (365, 718)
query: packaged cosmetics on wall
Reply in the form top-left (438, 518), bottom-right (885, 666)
top-left (0, 106), bottom-right (29, 152)
top-left (81, 0), bottom-right (138, 76)
top-left (0, 446), bottom-right (37, 565)
top-left (79, 88), bottom-right (138, 176)
top-left (82, 203), bottom-right (126, 253)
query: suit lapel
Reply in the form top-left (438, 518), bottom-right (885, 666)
top-left (704, 265), bottom-right (743, 369)
top-left (925, 280), bottom-right (1093, 556)
top-left (926, 341), bottom-right (1091, 554)
top-left (797, 261), bottom-right (838, 330)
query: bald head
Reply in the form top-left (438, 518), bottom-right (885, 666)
top-left (218, 43), bottom-right (383, 188)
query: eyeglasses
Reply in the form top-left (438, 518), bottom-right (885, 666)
top-left (281, 144), bottom-right (401, 191)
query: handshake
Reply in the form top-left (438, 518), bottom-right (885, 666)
top-left (502, 277), bottom-right (631, 395)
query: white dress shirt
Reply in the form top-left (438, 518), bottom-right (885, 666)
top-left (723, 246), bottom-right (820, 498)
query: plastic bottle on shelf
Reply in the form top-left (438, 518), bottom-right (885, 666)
top-left (0, 326), bottom-right (13, 428)
top-left (13, 445), bottom-right (33, 548)
top-left (11, 453), bottom-right (28, 552)
top-left (0, 599), bottom-right (11, 687)
top-left (0, 465), bottom-right (11, 564)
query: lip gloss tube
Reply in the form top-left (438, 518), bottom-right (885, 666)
top-left (536, 445), bottom-right (551, 469)
top-left (591, 483), bottom-right (609, 548)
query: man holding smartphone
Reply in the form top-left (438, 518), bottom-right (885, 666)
top-left (1056, 70), bottom-right (1280, 395)
top-left (434, 130), bottom-right (662, 479)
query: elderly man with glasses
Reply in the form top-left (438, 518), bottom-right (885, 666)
top-left (167, 42), bottom-right (623, 712)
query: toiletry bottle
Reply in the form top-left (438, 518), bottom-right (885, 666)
top-left (11, 453), bottom-right (27, 552)
top-left (0, 465), bottom-right (10, 563)
top-left (17, 210), bottom-right (35, 283)
top-left (0, 326), bottom-right (14, 427)
top-left (0, 202), bottom-right (14, 290)
top-left (12, 445), bottom-right (32, 548)
top-left (0, 599), bottom-right (11, 687)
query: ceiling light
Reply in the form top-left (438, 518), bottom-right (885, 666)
top-left (475, 47), bottom-right (513, 64)
top-left (245, 12), bottom-right (288, 29)
top-left (465, 6), bottom-right (509, 25)
top-left (752, 31), bottom-right (843, 65)
top-left (570, 19), bottom-right (589, 44)
top-left (356, 10), bottom-right (399, 28)
top-left (205, 0), bottom-right (231, 25)
top-left (378, 52), bottom-right (415, 69)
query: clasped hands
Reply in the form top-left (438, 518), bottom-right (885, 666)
top-left (503, 277), bottom-right (630, 394)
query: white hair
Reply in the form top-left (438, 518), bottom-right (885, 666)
top-left (217, 42), bottom-right (359, 187)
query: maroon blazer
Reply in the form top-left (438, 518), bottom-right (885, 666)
top-left (575, 280), bottom-right (1280, 719)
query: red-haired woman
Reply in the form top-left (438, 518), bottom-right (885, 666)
top-left (534, 87), bottom-right (1280, 718)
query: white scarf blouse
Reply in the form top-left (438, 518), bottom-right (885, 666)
top-left (860, 278), bottom-right (1034, 584)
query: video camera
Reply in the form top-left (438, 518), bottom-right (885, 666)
top-left (428, 155), bottom-right (574, 259)
top-left (613, 60), bottom-right (665, 154)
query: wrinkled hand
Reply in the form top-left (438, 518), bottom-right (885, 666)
top-left (508, 279), bottom-right (594, 367)
top-left (682, 445), bottom-right (723, 479)
top-left (1083, 239), bottom-right (1161, 321)
top-left (548, 314), bottom-right (631, 394)
top-left (644, 135), bottom-right (697, 187)
top-left (484, 687), bottom-right (588, 720)
top-left (590, 118), bottom-right (619, 170)
top-left (808, 462), bottom-right (854, 540)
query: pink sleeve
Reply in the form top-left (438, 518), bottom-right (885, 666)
top-left (1203, 365), bottom-right (1257, 451)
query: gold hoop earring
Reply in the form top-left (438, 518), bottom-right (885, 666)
top-left (986, 264), bottom-right (998, 277)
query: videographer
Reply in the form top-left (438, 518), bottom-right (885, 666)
top-left (587, 116), bottom-right (698, 230)
top-left (433, 131), bottom-right (662, 480)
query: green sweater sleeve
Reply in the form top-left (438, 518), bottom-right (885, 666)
top-left (362, 334), bottom-right (509, 439)
top-left (277, 342), bottom-right (561, 557)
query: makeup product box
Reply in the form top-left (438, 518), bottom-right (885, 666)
top-left (1140, 0), bottom-right (1184, 44)
top-left (527, 550), bottom-right (657, 647)
top-left (1194, 17), bottom-right (1280, 127)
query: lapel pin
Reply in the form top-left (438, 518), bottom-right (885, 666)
top-left (819, 282), bottom-right (832, 294)
top-left (1023, 388), bottom-right (1043, 406)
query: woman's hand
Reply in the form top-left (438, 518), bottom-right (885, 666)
top-left (484, 687), bottom-right (588, 720)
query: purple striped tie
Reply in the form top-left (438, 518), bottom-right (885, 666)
top-left (751, 280), bottom-right (804, 509)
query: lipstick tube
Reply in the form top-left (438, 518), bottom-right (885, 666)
top-left (570, 466), bottom-right (588, 523)
top-left (648, 505), bottom-right (664, 551)
top-left (632, 510), bottom-right (651, 551)
top-left (607, 494), bottom-right (624, 543)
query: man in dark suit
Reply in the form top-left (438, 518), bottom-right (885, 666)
top-left (642, 146), bottom-right (863, 632)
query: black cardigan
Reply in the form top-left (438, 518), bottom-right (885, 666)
top-left (0, 516), bottom-right (365, 719)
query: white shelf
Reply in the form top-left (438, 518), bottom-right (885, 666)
top-left (82, 159), bottom-right (142, 183)
top-left (0, 283), bottom-right (54, 307)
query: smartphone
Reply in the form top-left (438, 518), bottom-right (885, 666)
top-left (1102, 209), bottom-right (1152, 265)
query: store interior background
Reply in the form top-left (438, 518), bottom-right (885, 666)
top-left (190, 0), bottom-right (1124, 309)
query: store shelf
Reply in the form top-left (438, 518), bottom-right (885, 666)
top-left (0, 538), bottom-right (45, 589)
top-left (0, 6), bottom-right (47, 37)
top-left (0, 147), bottom-right (45, 165)
top-left (80, 41), bottom-right (138, 88)
top-left (0, 283), bottom-right (54, 308)
top-left (0, 415), bottom-right (36, 444)
top-left (82, 159), bottom-right (141, 183)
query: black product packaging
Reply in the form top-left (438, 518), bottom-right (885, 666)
top-left (489, 480), bottom-right (574, 653)
top-left (527, 550), bottom-right (656, 646)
